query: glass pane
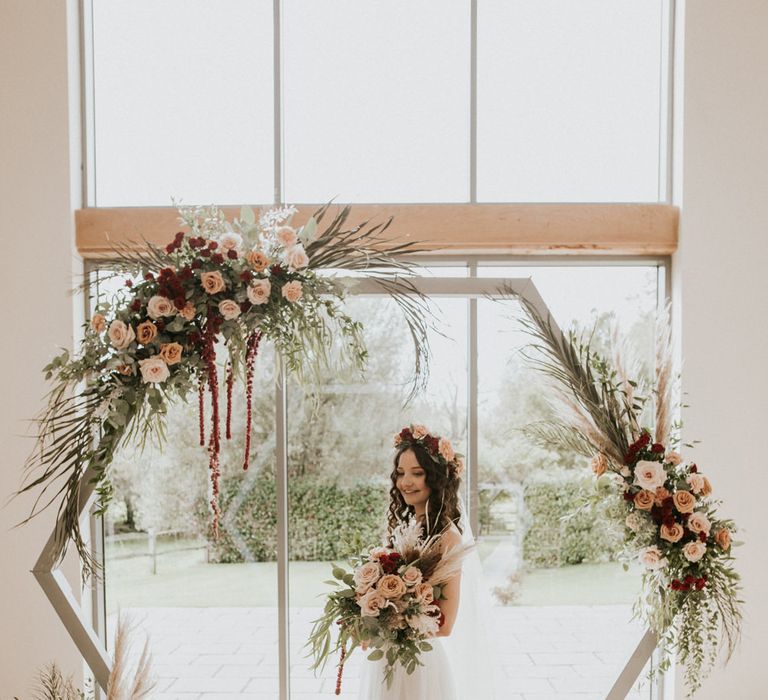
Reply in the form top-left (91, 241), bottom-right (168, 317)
top-left (93, 0), bottom-right (274, 206)
top-left (478, 0), bottom-right (663, 202)
top-left (283, 0), bottom-right (471, 203)
top-left (476, 265), bottom-right (658, 697)
top-left (94, 268), bottom-right (281, 695)
top-left (287, 296), bottom-right (468, 695)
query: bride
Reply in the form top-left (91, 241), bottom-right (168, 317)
top-left (356, 425), bottom-right (501, 700)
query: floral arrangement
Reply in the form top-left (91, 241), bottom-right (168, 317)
top-left (511, 291), bottom-right (743, 696)
top-left (393, 423), bottom-right (465, 478)
top-left (307, 518), bottom-right (472, 694)
top-left (18, 204), bottom-right (432, 578)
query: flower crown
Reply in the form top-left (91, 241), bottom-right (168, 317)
top-left (393, 424), bottom-right (465, 478)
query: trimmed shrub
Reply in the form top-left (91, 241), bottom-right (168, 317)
top-left (523, 469), bottom-right (623, 567)
top-left (204, 472), bottom-right (389, 563)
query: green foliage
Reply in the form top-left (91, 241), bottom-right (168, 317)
top-left (522, 469), bottom-right (624, 567)
top-left (204, 472), bottom-right (390, 563)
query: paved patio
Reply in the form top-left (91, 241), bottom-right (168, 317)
top-left (108, 606), bottom-right (653, 699)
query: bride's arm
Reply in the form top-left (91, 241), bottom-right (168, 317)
top-left (432, 528), bottom-right (462, 637)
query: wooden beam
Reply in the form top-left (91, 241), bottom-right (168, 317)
top-left (75, 203), bottom-right (678, 258)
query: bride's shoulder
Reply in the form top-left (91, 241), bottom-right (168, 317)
top-left (439, 522), bottom-right (463, 550)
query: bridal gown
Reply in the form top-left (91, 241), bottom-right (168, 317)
top-left (356, 637), bottom-right (458, 700)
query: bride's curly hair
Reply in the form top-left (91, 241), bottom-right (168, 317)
top-left (387, 442), bottom-right (463, 539)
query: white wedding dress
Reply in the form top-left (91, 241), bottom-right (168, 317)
top-left (356, 499), bottom-right (503, 700)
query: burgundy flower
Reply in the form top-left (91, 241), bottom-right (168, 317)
top-left (208, 240), bottom-right (218, 250)
top-left (270, 264), bottom-right (285, 277)
top-left (240, 270), bottom-right (253, 282)
top-left (425, 436), bottom-right (440, 453)
top-left (191, 259), bottom-right (203, 269)
top-left (125, 279), bottom-right (133, 288)
top-left (651, 443), bottom-right (665, 453)
top-left (200, 249), bottom-right (211, 258)
top-left (175, 231), bottom-right (185, 241)
top-left (174, 296), bottom-right (186, 310)
top-left (623, 491), bottom-right (635, 502)
top-left (131, 299), bottom-right (142, 312)
top-left (670, 579), bottom-right (682, 590)
top-left (695, 577), bottom-right (706, 590)
top-left (165, 243), bottom-right (175, 253)
top-left (699, 531), bottom-right (707, 543)
top-left (144, 272), bottom-right (155, 281)
top-left (180, 267), bottom-right (193, 280)
top-left (156, 319), bottom-right (166, 331)
top-left (227, 249), bottom-right (238, 259)
top-left (399, 428), bottom-right (413, 441)
top-left (240, 300), bottom-right (252, 313)
top-left (211, 253), bottom-right (225, 264)
top-left (689, 464), bottom-right (698, 473)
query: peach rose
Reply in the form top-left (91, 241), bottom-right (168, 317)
top-left (412, 425), bottom-right (428, 439)
top-left (700, 476), bottom-right (713, 497)
top-left (633, 460), bottom-right (667, 491)
top-left (665, 451), bottom-right (683, 466)
top-left (276, 225), bottom-right (298, 247)
top-left (633, 490), bottom-right (655, 511)
top-left (438, 438), bottom-right (455, 462)
top-left (454, 455), bottom-right (465, 478)
top-left (358, 589), bottom-right (389, 618)
top-left (200, 271), bottom-right (226, 295)
top-left (138, 356), bottom-right (169, 384)
top-left (246, 249), bottom-right (270, 272)
top-left (159, 342), bottom-right (183, 366)
top-left (672, 490), bottom-right (696, 514)
top-left (688, 512), bottom-right (711, 537)
top-left (282, 280), bottom-right (303, 303)
top-left (108, 320), bottom-right (135, 350)
top-left (147, 295), bottom-right (175, 320)
top-left (660, 522), bottom-right (684, 543)
top-left (401, 567), bottom-right (423, 587)
top-left (619, 465), bottom-right (631, 478)
top-left (687, 473), bottom-right (706, 494)
top-left (90, 313), bottom-right (106, 333)
top-left (179, 301), bottom-right (196, 321)
top-left (654, 486), bottom-right (671, 506)
top-left (218, 299), bottom-right (241, 321)
top-left (414, 582), bottom-right (434, 604)
top-left (136, 321), bottom-right (158, 345)
top-left (715, 528), bottom-right (731, 550)
top-left (376, 574), bottom-right (407, 599)
top-left (218, 231), bottom-right (243, 251)
top-left (591, 453), bottom-right (608, 477)
top-left (638, 545), bottom-right (667, 570)
top-left (682, 540), bottom-right (707, 563)
top-left (247, 279), bottom-right (272, 305)
top-left (354, 561), bottom-right (382, 590)
top-left (285, 245), bottom-right (309, 271)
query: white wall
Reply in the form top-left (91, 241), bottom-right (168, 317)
top-left (0, 0), bottom-right (83, 694)
top-left (675, 0), bottom-right (768, 697)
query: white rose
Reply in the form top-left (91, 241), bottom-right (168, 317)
top-left (665, 451), bottom-right (683, 466)
top-left (638, 545), bottom-right (668, 570)
top-left (284, 245), bottom-right (309, 271)
top-left (682, 540), bottom-right (707, 563)
top-left (138, 356), bottom-right (170, 384)
top-left (108, 320), bottom-right (135, 350)
top-left (633, 460), bottom-right (667, 492)
top-left (218, 299), bottom-right (241, 321)
top-left (625, 512), bottom-right (643, 532)
top-left (147, 295), bottom-right (175, 320)
top-left (247, 279), bottom-right (272, 305)
top-left (218, 231), bottom-right (243, 251)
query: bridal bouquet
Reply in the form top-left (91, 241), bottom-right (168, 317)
top-left (307, 519), bottom-right (473, 694)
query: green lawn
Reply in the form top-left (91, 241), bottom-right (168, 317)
top-left (105, 541), bottom-right (641, 613)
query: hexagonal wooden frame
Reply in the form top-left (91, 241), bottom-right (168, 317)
top-left (32, 277), bottom-right (661, 697)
